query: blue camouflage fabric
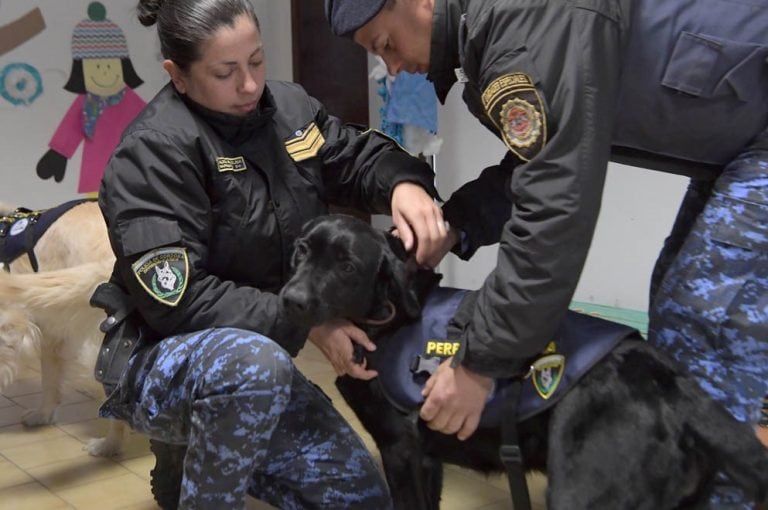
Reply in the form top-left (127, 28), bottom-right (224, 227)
top-left (102, 327), bottom-right (392, 509)
top-left (649, 147), bottom-right (768, 509)
top-left (761, 395), bottom-right (768, 427)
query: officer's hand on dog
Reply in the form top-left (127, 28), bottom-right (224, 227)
top-left (420, 359), bottom-right (494, 440)
top-left (390, 182), bottom-right (448, 268)
top-left (308, 319), bottom-right (378, 380)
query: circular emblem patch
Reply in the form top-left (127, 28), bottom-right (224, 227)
top-left (9, 218), bottom-right (29, 236)
top-left (500, 98), bottom-right (542, 149)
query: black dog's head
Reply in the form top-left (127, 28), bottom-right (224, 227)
top-left (280, 214), bottom-right (425, 330)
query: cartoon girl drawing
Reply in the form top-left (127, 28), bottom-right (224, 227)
top-left (36, 1), bottom-right (145, 195)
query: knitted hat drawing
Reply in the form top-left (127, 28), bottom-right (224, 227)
top-left (71, 2), bottom-right (129, 60)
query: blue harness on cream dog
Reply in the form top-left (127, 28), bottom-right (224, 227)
top-left (0, 199), bottom-right (91, 272)
top-left (372, 286), bottom-right (642, 427)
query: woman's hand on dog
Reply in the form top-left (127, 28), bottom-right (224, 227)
top-left (390, 182), bottom-right (450, 268)
top-left (308, 319), bottom-right (379, 380)
top-left (420, 359), bottom-right (494, 440)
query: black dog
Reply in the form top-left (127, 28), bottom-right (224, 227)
top-left (280, 214), bottom-right (768, 510)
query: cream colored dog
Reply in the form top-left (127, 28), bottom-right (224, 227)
top-left (0, 200), bottom-right (125, 456)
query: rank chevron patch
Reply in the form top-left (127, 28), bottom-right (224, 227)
top-left (285, 122), bottom-right (325, 162)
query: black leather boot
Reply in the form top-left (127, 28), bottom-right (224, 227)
top-left (149, 439), bottom-right (186, 510)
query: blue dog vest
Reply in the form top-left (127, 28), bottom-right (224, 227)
top-left (0, 199), bottom-right (91, 271)
top-left (372, 286), bottom-right (642, 427)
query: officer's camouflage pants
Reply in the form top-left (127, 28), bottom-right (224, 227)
top-left (125, 327), bottom-right (392, 509)
top-left (649, 148), bottom-right (768, 509)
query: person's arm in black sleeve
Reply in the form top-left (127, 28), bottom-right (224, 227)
top-left (311, 97), bottom-right (440, 213)
top-left (442, 153), bottom-right (518, 259)
top-left (100, 130), bottom-right (307, 355)
top-left (450, 2), bottom-right (628, 378)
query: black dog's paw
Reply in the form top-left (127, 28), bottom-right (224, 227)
top-left (36, 149), bottom-right (67, 183)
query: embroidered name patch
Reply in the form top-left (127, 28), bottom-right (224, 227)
top-left (285, 122), bottom-right (325, 162)
top-left (216, 156), bottom-right (247, 173)
top-left (425, 340), bottom-right (460, 357)
top-left (131, 247), bottom-right (189, 306)
top-left (482, 73), bottom-right (547, 161)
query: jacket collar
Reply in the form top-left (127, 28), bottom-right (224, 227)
top-left (177, 84), bottom-right (277, 146)
top-left (427, 0), bottom-right (466, 104)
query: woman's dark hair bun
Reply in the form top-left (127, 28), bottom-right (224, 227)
top-left (137, 0), bottom-right (164, 27)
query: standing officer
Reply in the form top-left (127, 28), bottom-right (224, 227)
top-left (325, 0), bottom-right (768, 507)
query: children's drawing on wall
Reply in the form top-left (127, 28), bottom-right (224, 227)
top-left (36, 1), bottom-right (146, 195)
top-left (0, 6), bottom-right (46, 106)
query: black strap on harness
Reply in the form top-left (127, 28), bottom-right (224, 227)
top-left (0, 207), bottom-right (38, 272)
top-left (500, 378), bottom-right (531, 510)
top-left (23, 214), bottom-right (40, 272)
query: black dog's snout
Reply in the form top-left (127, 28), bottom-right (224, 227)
top-left (280, 284), bottom-right (314, 317)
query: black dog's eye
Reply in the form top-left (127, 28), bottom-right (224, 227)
top-left (340, 262), bottom-right (355, 274)
top-left (293, 242), bottom-right (309, 263)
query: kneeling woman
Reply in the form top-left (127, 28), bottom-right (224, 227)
top-left (94, 0), bottom-right (447, 508)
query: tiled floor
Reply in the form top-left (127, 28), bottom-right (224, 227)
top-left (0, 342), bottom-right (547, 509)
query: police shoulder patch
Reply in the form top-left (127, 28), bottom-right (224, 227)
top-left (285, 122), bottom-right (325, 162)
top-left (131, 247), bottom-right (189, 306)
top-left (531, 352), bottom-right (565, 400)
top-left (482, 72), bottom-right (547, 161)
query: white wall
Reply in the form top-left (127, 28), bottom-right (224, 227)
top-left (426, 85), bottom-right (689, 312)
top-left (0, 0), bottom-right (292, 208)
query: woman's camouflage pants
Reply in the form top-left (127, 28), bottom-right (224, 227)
top-left (124, 327), bottom-right (392, 509)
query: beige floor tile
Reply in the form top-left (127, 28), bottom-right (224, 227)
top-left (0, 423), bottom-right (67, 450)
top-left (476, 500), bottom-right (522, 510)
top-left (0, 456), bottom-right (34, 490)
top-left (295, 342), bottom-right (327, 363)
top-left (26, 454), bottom-right (130, 491)
top-left (0, 404), bottom-right (27, 427)
top-left (1, 434), bottom-right (88, 470)
top-left (110, 431), bottom-right (151, 461)
top-left (10, 388), bottom-right (95, 410)
top-left (0, 481), bottom-right (70, 510)
top-left (57, 418), bottom-right (113, 444)
top-left (1, 376), bottom-right (43, 398)
top-left (118, 453), bottom-right (154, 481)
top-left (115, 501), bottom-right (161, 510)
top-left (440, 468), bottom-right (511, 510)
top-left (55, 472), bottom-right (154, 509)
top-left (52, 399), bottom-right (103, 425)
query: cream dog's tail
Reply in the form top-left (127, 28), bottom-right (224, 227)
top-left (0, 259), bottom-right (114, 310)
top-left (0, 258), bottom-right (113, 391)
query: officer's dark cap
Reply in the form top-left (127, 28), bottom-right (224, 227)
top-left (324, 0), bottom-right (388, 37)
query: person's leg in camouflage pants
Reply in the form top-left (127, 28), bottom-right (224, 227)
top-left (128, 327), bottom-right (391, 509)
top-left (649, 148), bottom-right (768, 509)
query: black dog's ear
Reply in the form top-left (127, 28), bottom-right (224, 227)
top-left (379, 233), bottom-right (421, 319)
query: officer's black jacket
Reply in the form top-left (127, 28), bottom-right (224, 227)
top-left (99, 81), bottom-right (437, 356)
top-left (431, 0), bottom-right (767, 379)
top-left (433, 0), bottom-right (630, 377)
